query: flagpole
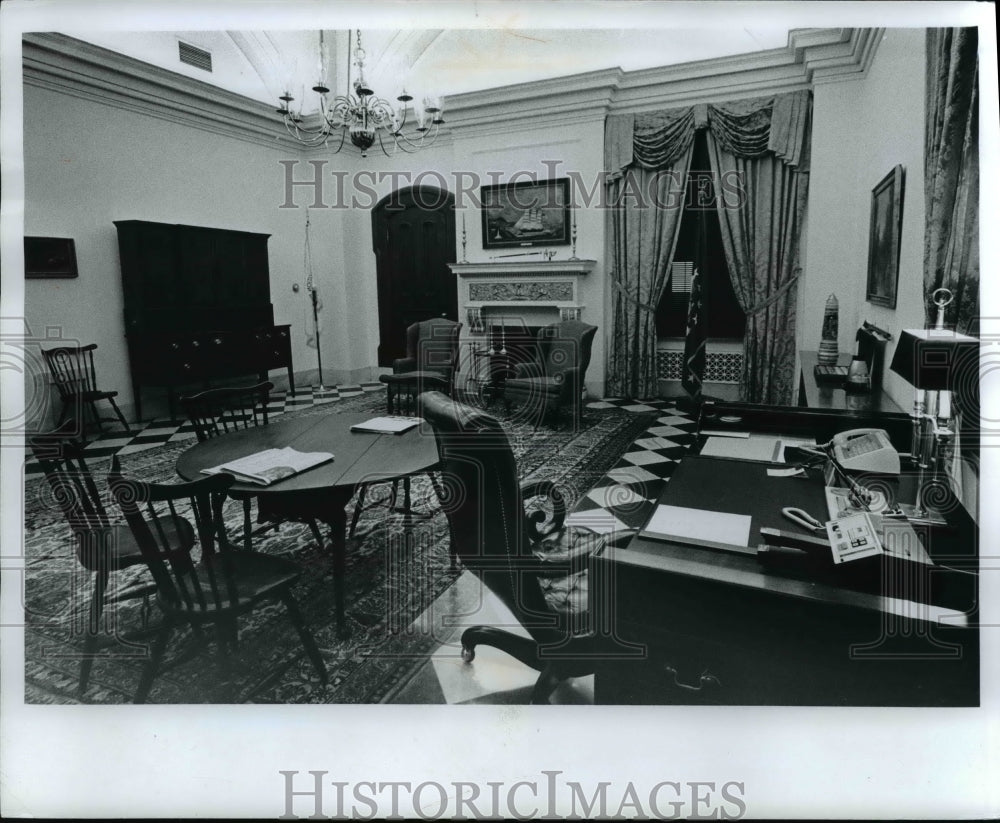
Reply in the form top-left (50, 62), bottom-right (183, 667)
top-left (311, 286), bottom-right (325, 391)
top-left (304, 209), bottom-right (325, 391)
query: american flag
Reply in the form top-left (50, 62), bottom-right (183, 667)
top-left (682, 269), bottom-right (706, 399)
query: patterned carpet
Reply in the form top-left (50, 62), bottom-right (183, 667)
top-left (21, 387), bottom-right (673, 704)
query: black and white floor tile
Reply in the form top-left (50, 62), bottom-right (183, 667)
top-left (23, 382), bottom-right (386, 476)
top-left (565, 397), bottom-right (698, 534)
top-left (391, 396), bottom-right (701, 705)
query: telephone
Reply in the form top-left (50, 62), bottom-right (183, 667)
top-left (830, 428), bottom-right (900, 474)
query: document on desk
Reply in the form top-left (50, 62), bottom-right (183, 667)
top-left (700, 434), bottom-right (817, 462)
top-left (641, 504), bottom-right (752, 550)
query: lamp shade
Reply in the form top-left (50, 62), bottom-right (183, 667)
top-left (889, 328), bottom-right (979, 390)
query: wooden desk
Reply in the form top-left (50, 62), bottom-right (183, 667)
top-left (593, 453), bottom-right (978, 706)
top-left (176, 411), bottom-right (440, 636)
top-left (799, 350), bottom-right (904, 414)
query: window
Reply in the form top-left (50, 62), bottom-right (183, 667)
top-left (656, 131), bottom-right (746, 340)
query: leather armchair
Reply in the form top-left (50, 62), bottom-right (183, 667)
top-left (381, 318), bottom-right (462, 414)
top-left (394, 318), bottom-right (461, 386)
top-left (503, 320), bottom-right (598, 430)
top-left (419, 390), bottom-right (632, 704)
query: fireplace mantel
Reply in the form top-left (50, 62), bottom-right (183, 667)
top-left (449, 259), bottom-right (596, 279)
top-left (449, 258), bottom-right (596, 333)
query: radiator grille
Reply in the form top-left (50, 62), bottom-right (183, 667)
top-left (657, 350), bottom-right (743, 383)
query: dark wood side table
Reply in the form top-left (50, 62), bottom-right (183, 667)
top-left (799, 350), bottom-right (905, 413)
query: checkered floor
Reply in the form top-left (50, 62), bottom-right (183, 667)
top-left (566, 397), bottom-right (698, 534)
top-left (23, 382), bottom-right (386, 476)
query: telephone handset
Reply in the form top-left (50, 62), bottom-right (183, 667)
top-left (830, 428), bottom-right (900, 474)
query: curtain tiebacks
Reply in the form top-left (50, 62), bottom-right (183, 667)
top-left (745, 268), bottom-right (802, 317)
top-left (610, 273), bottom-right (659, 314)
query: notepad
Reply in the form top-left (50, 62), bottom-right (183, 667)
top-left (202, 447), bottom-right (333, 486)
top-left (640, 504), bottom-right (752, 550)
top-left (350, 416), bottom-right (421, 434)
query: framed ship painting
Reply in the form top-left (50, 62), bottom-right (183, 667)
top-left (481, 178), bottom-right (571, 249)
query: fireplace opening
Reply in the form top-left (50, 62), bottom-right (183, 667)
top-left (469, 323), bottom-right (544, 399)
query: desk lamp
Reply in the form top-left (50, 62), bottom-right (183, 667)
top-left (889, 289), bottom-right (978, 518)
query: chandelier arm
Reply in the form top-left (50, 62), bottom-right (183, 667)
top-left (377, 130), bottom-right (393, 158)
top-left (333, 126), bottom-right (347, 154)
top-left (392, 122), bottom-right (440, 151)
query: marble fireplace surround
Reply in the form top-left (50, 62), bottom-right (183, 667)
top-left (448, 258), bottom-right (597, 393)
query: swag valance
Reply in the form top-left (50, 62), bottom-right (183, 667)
top-left (605, 89), bottom-right (812, 174)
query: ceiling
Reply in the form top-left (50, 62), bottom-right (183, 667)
top-left (62, 28), bottom-right (791, 113)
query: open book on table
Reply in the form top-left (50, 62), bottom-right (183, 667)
top-left (202, 447), bottom-right (333, 486)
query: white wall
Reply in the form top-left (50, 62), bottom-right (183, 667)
top-left (325, 115), bottom-right (609, 396)
top-left (802, 29), bottom-right (927, 410)
top-left (23, 83), bottom-right (357, 422)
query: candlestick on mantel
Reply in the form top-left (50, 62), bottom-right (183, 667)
top-left (460, 215), bottom-right (468, 263)
top-left (569, 211), bottom-right (579, 261)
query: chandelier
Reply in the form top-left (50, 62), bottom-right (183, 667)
top-left (277, 30), bottom-right (444, 157)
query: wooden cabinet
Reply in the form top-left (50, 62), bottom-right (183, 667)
top-left (115, 220), bottom-right (294, 420)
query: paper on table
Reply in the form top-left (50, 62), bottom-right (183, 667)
top-left (700, 436), bottom-right (778, 462)
top-left (641, 504), bottom-right (752, 549)
top-left (350, 416), bottom-right (421, 434)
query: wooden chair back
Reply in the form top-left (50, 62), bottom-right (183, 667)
top-left (180, 381), bottom-right (272, 442)
top-left (108, 459), bottom-right (240, 613)
top-left (42, 344), bottom-right (100, 403)
top-left (27, 421), bottom-right (112, 552)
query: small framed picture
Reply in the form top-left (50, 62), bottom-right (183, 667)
top-left (480, 178), bottom-right (571, 249)
top-left (865, 166), bottom-right (905, 309)
top-left (24, 237), bottom-right (78, 279)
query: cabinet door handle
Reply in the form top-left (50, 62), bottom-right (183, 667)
top-left (663, 666), bottom-right (721, 693)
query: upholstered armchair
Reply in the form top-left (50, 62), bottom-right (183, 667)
top-left (380, 318), bottom-right (462, 414)
top-left (419, 391), bottom-right (631, 704)
top-left (503, 320), bottom-right (598, 430)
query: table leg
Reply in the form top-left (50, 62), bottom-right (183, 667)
top-left (331, 517), bottom-right (348, 639)
top-left (321, 492), bottom-right (352, 640)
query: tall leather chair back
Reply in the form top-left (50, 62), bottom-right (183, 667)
top-left (418, 391), bottom-right (555, 628)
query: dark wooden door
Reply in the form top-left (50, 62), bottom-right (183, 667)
top-left (372, 187), bottom-right (457, 366)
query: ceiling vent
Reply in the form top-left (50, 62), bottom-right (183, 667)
top-left (178, 41), bottom-right (213, 72)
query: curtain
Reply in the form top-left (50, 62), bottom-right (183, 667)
top-left (604, 90), bottom-right (811, 401)
top-left (924, 28), bottom-right (979, 332)
top-left (707, 140), bottom-right (808, 404)
top-left (605, 159), bottom-right (692, 398)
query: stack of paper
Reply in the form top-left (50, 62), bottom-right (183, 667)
top-left (350, 416), bottom-right (421, 434)
top-left (202, 447), bottom-right (333, 486)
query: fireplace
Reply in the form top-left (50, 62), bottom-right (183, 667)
top-left (448, 258), bottom-right (596, 396)
top-left (481, 324), bottom-right (543, 397)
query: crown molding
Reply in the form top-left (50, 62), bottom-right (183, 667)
top-left (445, 28), bottom-right (882, 125)
top-left (22, 28), bottom-right (884, 149)
top-left (22, 33), bottom-right (298, 153)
